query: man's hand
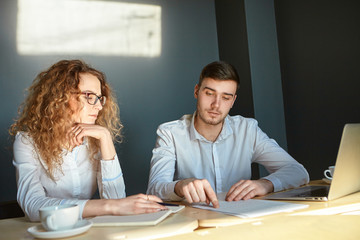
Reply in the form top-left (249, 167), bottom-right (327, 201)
top-left (174, 178), bottom-right (219, 208)
top-left (225, 179), bottom-right (274, 201)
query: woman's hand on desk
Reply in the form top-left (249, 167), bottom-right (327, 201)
top-left (107, 194), bottom-right (168, 215)
top-left (225, 179), bottom-right (274, 201)
top-left (174, 178), bottom-right (220, 208)
top-left (83, 194), bottom-right (167, 218)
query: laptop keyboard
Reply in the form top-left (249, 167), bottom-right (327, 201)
top-left (293, 186), bottom-right (330, 197)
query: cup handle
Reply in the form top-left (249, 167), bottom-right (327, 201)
top-left (46, 215), bottom-right (57, 231)
top-left (324, 169), bottom-right (333, 180)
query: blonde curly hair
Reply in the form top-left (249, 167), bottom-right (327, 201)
top-left (9, 59), bottom-right (123, 179)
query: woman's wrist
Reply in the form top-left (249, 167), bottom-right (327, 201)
top-left (99, 129), bottom-right (116, 160)
top-left (102, 199), bottom-right (115, 215)
top-left (83, 199), bottom-right (113, 218)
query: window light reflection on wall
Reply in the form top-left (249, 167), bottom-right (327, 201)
top-left (16, 0), bottom-right (161, 57)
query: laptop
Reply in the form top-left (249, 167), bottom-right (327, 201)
top-left (262, 123), bottom-right (360, 201)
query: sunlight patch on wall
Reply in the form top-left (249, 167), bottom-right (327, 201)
top-left (16, 0), bottom-right (161, 57)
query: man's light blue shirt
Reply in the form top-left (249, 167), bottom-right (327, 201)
top-left (147, 113), bottom-right (309, 201)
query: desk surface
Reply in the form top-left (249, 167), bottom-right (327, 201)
top-left (1, 181), bottom-right (360, 240)
top-left (159, 215), bottom-right (360, 240)
top-left (0, 212), bottom-right (198, 240)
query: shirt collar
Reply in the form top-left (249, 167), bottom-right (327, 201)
top-left (189, 112), bottom-right (233, 142)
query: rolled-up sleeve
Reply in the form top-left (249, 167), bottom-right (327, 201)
top-left (97, 155), bottom-right (126, 199)
top-left (252, 125), bottom-right (310, 192)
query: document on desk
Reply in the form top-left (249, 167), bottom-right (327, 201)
top-left (192, 199), bottom-right (308, 218)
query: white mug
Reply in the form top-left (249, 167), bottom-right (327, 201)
top-left (324, 166), bottom-right (335, 180)
top-left (39, 204), bottom-right (79, 231)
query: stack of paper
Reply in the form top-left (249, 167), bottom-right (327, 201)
top-left (192, 199), bottom-right (308, 218)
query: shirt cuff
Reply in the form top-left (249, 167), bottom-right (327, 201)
top-left (262, 176), bottom-right (283, 192)
top-left (166, 181), bottom-right (184, 201)
top-left (100, 155), bottom-right (123, 181)
top-left (77, 200), bottom-right (88, 220)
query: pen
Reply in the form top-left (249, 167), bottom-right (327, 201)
top-left (157, 202), bottom-right (179, 207)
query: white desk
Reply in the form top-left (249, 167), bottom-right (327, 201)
top-left (159, 215), bottom-right (360, 240)
top-left (0, 212), bottom-right (198, 240)
top-left (2, 181), bottom-right (360, 240)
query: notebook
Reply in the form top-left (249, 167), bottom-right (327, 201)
top-left (91, 210), bottom-right (172, 226)
top-left (262, 123), bottom-right (360, 201)
top-left (90, 205), bottom-right (185, 226)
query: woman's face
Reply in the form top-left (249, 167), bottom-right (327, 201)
top-left (70, 73), bottom-right (103, 124)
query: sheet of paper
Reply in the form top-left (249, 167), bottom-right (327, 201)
top-left (91, 210), bottom-right (172, 226)
top-left (192, 199), bottom-right (308, 218)
top-left (166, 205), bottom-right (185, 213)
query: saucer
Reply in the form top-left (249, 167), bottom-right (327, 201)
top-left (27, 219), bottom-right (92, 239)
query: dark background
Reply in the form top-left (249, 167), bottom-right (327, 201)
top-left (275, 0), bottom-right (360, 180)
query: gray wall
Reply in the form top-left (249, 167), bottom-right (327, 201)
top-left (214, 0), bottom-right (254, 119)
top-left (215, 0), bottom-right (287, 148)
top-left (244, 0), bottom-right (287, 150)
top-left (0, 0), bottom-right (219, 201)
top-left (215, 0), bottom-right (286, 177)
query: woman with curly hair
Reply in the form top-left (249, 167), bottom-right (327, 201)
top-left (10, 59), bottom-right (166, 222)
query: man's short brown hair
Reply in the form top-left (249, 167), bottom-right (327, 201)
top-left (198, 61), bottom-right (240, 91)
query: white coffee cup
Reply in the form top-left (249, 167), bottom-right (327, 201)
top-left (324, 166), bottom-right (335, 180)
top-left (39, 204), bottom-right (79, 231)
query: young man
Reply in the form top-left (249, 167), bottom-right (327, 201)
top-left (147, 61), bottom-right (309, 208)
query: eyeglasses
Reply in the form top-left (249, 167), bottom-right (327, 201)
top-left (81, 92), bottom-right (106, 106)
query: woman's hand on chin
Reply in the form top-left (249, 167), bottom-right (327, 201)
top-left (70, 123), bottom-right (115, 160)
top-left (71, 123), bottom-right (109, 143)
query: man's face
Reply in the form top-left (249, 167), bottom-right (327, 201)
top-left (194, 77), bottom-right (237, 126)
